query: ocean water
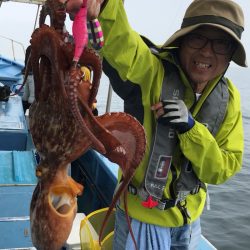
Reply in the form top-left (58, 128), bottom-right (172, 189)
top-left (201, 67), bottom-right (250, 250)
top-left (96, 66), bottom-right (250, 250)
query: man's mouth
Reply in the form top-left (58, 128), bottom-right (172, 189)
top-left (195, 61), bottom-right (212, 69)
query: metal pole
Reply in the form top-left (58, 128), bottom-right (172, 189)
top-left (33, 4), bottom-right (41, 30)
top-left (105, 83), bottom-right (113, 113)
top-left (11, 40), bottom-right (16, 61)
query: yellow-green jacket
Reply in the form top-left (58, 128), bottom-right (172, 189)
top-left (99, 0), bottom-right (244, 227)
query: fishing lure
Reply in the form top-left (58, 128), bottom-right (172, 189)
top-left (72, 0), bottom-right (88, 65)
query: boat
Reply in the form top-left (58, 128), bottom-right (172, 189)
top-left (0, 1), bottom-right (217, 249)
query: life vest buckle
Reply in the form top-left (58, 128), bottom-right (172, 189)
top-left (141, 195), bottom-right (159, 209)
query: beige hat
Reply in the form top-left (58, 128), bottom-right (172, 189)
top-left (163, 0), bottom-right (247, 67)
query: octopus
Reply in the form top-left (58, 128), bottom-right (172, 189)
top-left (28, 0), bottom-right (146, 249)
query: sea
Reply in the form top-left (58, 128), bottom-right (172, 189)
top-left (96, 66), bottom-right (250, 250)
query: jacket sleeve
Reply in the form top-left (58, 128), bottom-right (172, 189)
top-left (178, 80), bottom-right (244, 184)
top-left (99, 0), bottom-right (163, 95)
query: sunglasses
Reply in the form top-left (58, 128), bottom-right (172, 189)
top-left (183, 33), bottom-right (236, 55)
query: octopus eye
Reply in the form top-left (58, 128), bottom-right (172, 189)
top-left (49, 186), bottom-right (76, 215)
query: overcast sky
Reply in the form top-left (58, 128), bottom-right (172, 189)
top-left (0, 0), bottom-right (249, 67)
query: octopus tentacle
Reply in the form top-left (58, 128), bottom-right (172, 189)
top-left (78, 47), bottom-right (102, 107)
top-left (123, 189), bottom-right (138, 250)
top-left (95, 112), bottom-right (146, 245)
top-left (30, 25), bottom-right (69, 100)
top-left (31, 24), bottom-right (106, 154)
top-left (96, 112), bottom-right (146, 169)
top-left (39, 0), bottom-right (66, 33)
top-left (39, 1), bottom-right (105, 153)
top-left (65, 65), bottom-right (106, 153)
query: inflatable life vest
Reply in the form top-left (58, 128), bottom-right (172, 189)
top-left (134, 61), bottom-right (229, 214)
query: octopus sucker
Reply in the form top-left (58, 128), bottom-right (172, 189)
top-left (29, 1), bottom-right (146, 249)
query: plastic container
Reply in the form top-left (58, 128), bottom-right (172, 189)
top-left (80, 207), bottom-right (115, 250)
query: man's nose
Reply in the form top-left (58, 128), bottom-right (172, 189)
top-left (200, 40), bottom-right (214, 55)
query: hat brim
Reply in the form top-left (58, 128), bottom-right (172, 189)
top-left (162, 23), bottom-right (247, 67)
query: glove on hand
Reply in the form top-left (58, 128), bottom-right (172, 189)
top-left (158, 99), bottom-right (195, 133)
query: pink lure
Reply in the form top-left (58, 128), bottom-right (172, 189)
top-left (72, 0), bottom-right (88, 63)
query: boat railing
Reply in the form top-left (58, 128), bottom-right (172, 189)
top-left (0, 0), bottom-right (41, 61)
top-left (0, 35), bottom-right (25, 62)
top-left (0, 0), bottom-right (45, 7)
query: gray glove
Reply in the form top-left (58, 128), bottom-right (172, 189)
top-left (158, 99), bottom-right (195, 133)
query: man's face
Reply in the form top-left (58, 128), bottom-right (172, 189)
top-left (179, 26), bottom-right (235, 88)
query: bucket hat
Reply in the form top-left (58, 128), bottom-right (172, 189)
top-left (162, 0), bottom-right (247, 67)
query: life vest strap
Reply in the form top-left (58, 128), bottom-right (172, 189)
top-left (127, 181), bottom-right (205, 211)
top-left (128, 183), bottom-right (180, 210)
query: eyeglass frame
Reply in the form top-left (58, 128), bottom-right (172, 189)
top-left (182, 33), bottom-right (237, 55)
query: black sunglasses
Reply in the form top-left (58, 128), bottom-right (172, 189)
top-left (183, 33), bottom-right (236, 55)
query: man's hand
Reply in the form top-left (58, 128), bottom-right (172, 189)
top-left (64, 0), bottom-right (104, 20)
top-left (87, 0), bottom-right (105, 20)
top-left (151, 99), bottom-right (195, 133)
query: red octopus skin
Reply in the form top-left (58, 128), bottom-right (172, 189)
top-left (28, 1), bottom-right (146, 249)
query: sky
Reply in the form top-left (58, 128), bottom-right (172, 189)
top-left (0, 0), bottom-right (249, 68)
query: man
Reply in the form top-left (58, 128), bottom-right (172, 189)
top-left (69, 0), bottom-right (246, 249)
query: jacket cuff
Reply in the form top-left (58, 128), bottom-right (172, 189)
top-left (178, 121), bottom-right (198, 139)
